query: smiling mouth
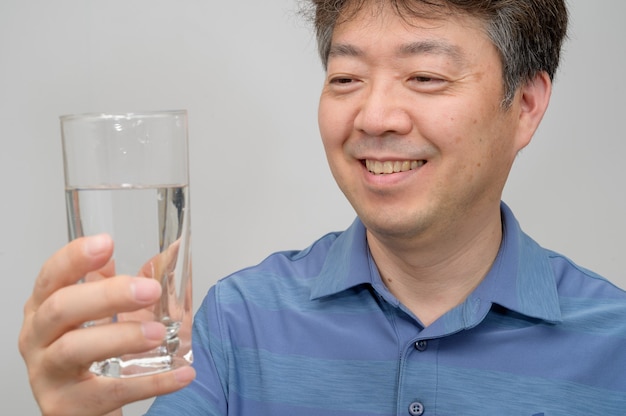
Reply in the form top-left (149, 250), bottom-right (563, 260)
top-left (365, 159), bottom-right (426, 175)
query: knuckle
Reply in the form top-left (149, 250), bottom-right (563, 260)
top-left (33, 268), bottom-right (54, 299)
top-left (39, 401), bottom-right (61, 416)
top-left (42, 291), bottom-right (68, 325)
top-left (47, 333), bottom-right (78, 370)
top-left (17, 326), bottom-right (30, 357)
top-left (108, 379), bottom-right (129, 403)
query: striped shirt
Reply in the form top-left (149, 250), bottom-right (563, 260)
top-left (148, 202), bottom-right (626, 415)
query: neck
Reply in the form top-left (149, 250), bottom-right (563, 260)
top-left (367, 205), bottom-right (503, 326)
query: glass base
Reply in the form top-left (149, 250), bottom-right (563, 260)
top-left (90, 350), bottom-right (193, 378)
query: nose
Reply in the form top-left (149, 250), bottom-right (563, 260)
top-left (353, 82), bottom-right (413, 137)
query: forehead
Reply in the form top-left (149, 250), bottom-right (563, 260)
top-left (336, 0), bottom-right (482, 22)
top-left (333, 0), bottom-right (487, 37)
top-left (329, 2), bottom-right (492, 63)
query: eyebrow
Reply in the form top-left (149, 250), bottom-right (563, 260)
top-left (399, 40), bottom-right (463, 62)
top-left (328, 43), bottom-right (362, 58)
top-left (328, 40), bottom-right (465, 64)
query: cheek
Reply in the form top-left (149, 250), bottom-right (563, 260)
top-left (422, 111), bottom-right (496, 175)
top-left (318, 98), bottom-right (353, 157)
top-left (317, 107), bottom-right (345, 185)
top-left (318, 100), bottom-right (337, 145)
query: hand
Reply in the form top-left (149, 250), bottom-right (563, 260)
top-left (18, 235), bottom-right (196, 416)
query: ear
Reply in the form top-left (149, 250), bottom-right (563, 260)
top-left (514, 71), bottom-right (552, 151)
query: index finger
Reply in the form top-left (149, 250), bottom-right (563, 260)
top-left (30, 234), bottom-right (114, 308)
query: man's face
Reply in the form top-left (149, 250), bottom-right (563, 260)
top-left (318, 3), bottom-right (532, 243)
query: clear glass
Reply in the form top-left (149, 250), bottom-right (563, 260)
top-left (60, 111), bottom-right (193, 377)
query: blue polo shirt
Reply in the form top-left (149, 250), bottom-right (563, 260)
top-left (148, 203), bottom-right (626, 415)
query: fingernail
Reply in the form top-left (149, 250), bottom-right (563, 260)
top-left (131, 278), bottom-right (161, 303)
top-left (85, 233), bottom-right (111, 256)
top-left (141, 321), bottom-right (166, 341)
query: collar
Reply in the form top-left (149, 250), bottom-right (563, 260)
top-left (309, 217), bottom-right (372, 300)
top-left (310, 202), bottom-right (562, 326)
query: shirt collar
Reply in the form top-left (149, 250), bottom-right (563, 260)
top-left (478, 202), bottom-right (562, 324)
top-left (310, 202), bottom-right (562, 325)
top-left (310, 218), bottom-right (372, 300)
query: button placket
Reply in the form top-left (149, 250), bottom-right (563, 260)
top-left (400, 337), bottom-right (436, 416)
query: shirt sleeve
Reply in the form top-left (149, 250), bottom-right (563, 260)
top-left (147, 285), bottom-right (228, 415)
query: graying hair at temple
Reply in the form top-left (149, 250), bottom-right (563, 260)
top-left (300, 0), bottom-right (568, 107)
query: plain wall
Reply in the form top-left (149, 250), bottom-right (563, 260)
top-left (1, 1), bottom-right (624, 414)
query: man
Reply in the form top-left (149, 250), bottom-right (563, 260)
top-left (19, 0), bottom-right (626, 415)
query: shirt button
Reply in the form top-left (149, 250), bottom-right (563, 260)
top-left (415, 340), bottom-right (428, 351)
top-left (408, 401), bottom-right (425, 416)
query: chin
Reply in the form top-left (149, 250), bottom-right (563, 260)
top-left (360, 211), bottom-right (431, 240)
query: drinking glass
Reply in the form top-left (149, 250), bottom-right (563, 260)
top-left (60, 110), bottom-right (193, 377)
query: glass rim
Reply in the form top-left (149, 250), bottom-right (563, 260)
top-left (59, 109), bottom-right (187, 122)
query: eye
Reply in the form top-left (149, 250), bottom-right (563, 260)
top-left (330, 77), bottom-right (356, 85)
top-left (326, 75), bottom-right (362, 94)
top-left (411, 75), bottom-right (444, 83)
top-left (408, 74), bottom-right (448, 92)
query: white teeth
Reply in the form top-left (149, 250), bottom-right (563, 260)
top-left (365, 159), bottom-right (425, 175)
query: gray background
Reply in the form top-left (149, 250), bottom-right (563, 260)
top-left (1, 1), bottom-right (624, 414)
